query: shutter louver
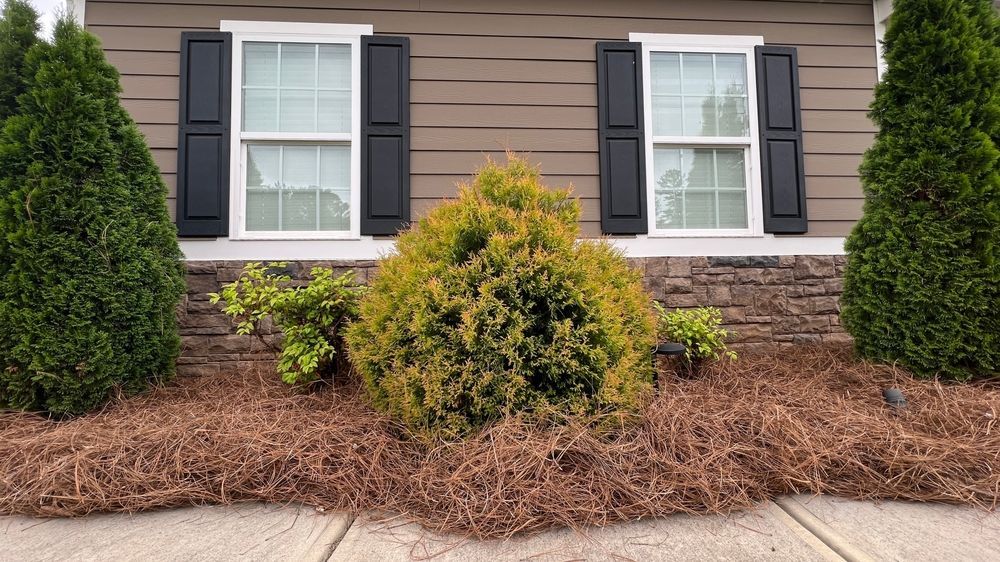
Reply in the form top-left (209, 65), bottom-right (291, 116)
top-left (755, 45), bottom-right (808, 234)
top-left (176, 32), bottom-right (232, 237)
top-left (361, 36), bottom-right (410, 236)
top-left (596, 42), bottom-right (648, 235)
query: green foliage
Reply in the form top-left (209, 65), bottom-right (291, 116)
top-left (0, 0), bottom-right (39, 121)
top-left (841, 0), bottom-right (1000, 380)
top-left (655, 304), bottom-right (736, 363)
top-left (346, 155), bottom-right (657, 438)
top-left (210, 263), bottom-right (363, 385)
top-left (0, 19), bottom-right (184, 414)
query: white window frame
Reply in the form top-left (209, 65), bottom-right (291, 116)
top-left (630, 33), bottom-right (765, 239)
top-left (222, 20), bottom-right (373, 241)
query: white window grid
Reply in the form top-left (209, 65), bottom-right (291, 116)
top-left (241, 42), bottom-right (352, 135)
top-left (244, 144), bottom-right (351, 232)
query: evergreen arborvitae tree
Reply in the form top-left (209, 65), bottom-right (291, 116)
top-left (0, 19), bottom-right (185, 414)
top-left (0, 0), bottom-right (39, 121)
top-left (841, 0), bottom-right (1000, 379)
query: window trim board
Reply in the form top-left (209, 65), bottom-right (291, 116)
top-left (630, 32), bottom-right (765, 239)
top-left (221, 20), bottom-right (373, 241)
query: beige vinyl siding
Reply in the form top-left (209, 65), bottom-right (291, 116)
top-left (88, 0), bottom-right (877, 237)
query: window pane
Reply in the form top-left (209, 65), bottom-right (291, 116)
top-left (683, 96), bottom-right (717, 137)
top-left (653, 148), bottom-right (683, 190)
top-left (243, 89), bottom-right (277, 131)
top-left (278, 89), bottom-right (315, 132)
top-left (651, 95), bottom-right (682, 136)
top-left (715, 54), bottom-right (747, 95)
top-left (716, 149), bottom-right (746, 188)
top-left (653, 147), bottom-right (748, 230)
top-left (684, 191), bottom-right (716, 229)
top-left (649, 51), bottom-right (749, 137)
top-left (281, 191), bottom-right (318, 231)
top-left (320, 146), bottom-right (350, 188)
top-left (318, 45), bottom-right (351, 89)
top-left (654, 190), bottom-right (684, 230)
top-left (318, 90), bottom-right (351, 133)
top-left (246, 145), bottom-right (279, 188)
top-left (320, 191), bottom-right (351, 231)
top-left (246, 191), bottom-right (279, 231)
top-left (281, 145), bottom-right (317, 188)
top-left (280, 44), bottom-right (316, 88)
top-left (686, 148), bottom-right (716, 188)
top-left (244, 43), bottom-right (278, 87)
top-left (718, 191), bottom-right (748, 228)
top-left (242, 42), bottom-right (352, 134)
top-left (650, 53), bottom-right (681, 94)
top-left (683, 53), bottom-right (714, 95)
top-left (244, 143), bottom-right (350, 233)
top-left (716, 95), bottom-right (749, 136)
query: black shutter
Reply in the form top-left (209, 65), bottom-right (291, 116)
top-left (755, 45), bottom-right (808, 234)
top-left (596, 42), bottom-right (647, 235)
top-left (176, 32), bottom-right (231, 237)
top-left (361, 36), bottom-right (410, 236)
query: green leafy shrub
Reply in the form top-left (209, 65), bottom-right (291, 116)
top-left (0, 19), bottom-right (184, 415)
top-left (346, 155), bottom-right (656, 437)
top-left (841, 0), bottom-right (1000, 380)
top-left (211, 263), bottom-right (363, 385)
top-left (0, 0), bottom-right (39, 121)
top-left (655, 304), bottom-right (736, 363)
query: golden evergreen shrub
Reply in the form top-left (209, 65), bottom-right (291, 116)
top-left (346, 156), bottom-right (656, 437)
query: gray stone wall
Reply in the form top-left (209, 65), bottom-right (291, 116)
top-left (178, 261), bottom-right (378, 377)
top-left (178, 256), bottom-right (849, 375)
top-left (637, 256), bottom-right (850, 351)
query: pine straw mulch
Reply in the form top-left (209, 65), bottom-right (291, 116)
top-left (1, 344), bottom-right (998, 538)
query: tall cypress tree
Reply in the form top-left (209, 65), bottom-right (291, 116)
top-left (0, 0), bottom-right (39, 121)
top-left (0, 19), bottom-right (184, 414)
top-left (841, 0), bottom-right (1000, 379)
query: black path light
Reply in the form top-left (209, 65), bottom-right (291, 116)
top-left (882, 387), bottom-right (907, 409)
top-left (651, 342), bottom-right (686, 387)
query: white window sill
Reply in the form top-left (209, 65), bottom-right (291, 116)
top-left (179, 237), bottom-right (396, 261)
top-left (645, 231), bottom-right (762, 239)
top-left (177, 235), bottom-right (847, 260)
top-left (608, 235), bottom-right (846, 257)
top-left (230, 234), bottom-right (361, 242)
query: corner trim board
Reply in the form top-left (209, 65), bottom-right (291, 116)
top-left (67, 0), bottom-right (86, 25)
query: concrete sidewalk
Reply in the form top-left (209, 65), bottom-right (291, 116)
top-left (2, 496), bottom-right (997, 561)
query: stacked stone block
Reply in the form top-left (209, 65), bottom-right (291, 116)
top-left (177, 260), bottom-right (378, 376)
top-left (633, 255), bottom-right (849, 349)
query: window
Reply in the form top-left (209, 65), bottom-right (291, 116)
top-left (631, 34), bottom-right (764, 237)
top-left (223, 21), bottom-right (372, 239)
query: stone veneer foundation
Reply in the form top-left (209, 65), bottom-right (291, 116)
top-left (179, 255), bottom-right (849, 376)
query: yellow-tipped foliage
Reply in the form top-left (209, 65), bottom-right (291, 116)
top-left (346, 155), bottom-right (656, 437)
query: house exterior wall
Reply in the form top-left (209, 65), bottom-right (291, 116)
top-left (84, 0), bottom-right (877, 240)
top-left (81, 0), bottom-right (877, 356)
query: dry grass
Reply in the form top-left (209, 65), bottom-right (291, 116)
top-left (1, 344), bottom-right (998, 538)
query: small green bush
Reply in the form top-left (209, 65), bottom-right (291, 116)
top-left (346, 155), bottom-right (656, 438)
top-left (841, 0), bottom-right (1000, 379)
top-left (655, 304), bottom-right (736, 363)
top-left (211, 263), bottom-right (363, 385)
top-left (0, 20), bottom-right (184, 415)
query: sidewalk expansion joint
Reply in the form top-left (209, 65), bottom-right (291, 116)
top-left (307, 512), bottom-right (355, 562)
top-left (773, 497), bottom-right (877, 562)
